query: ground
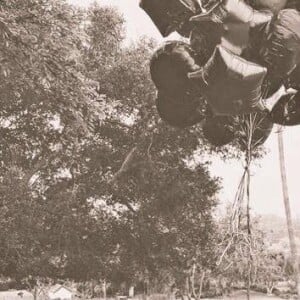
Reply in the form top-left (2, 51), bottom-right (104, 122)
top-left (204, 290), bottom-right (286, 299)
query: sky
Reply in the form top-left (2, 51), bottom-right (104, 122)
top-left (68, 0), bottom-right (300, 219)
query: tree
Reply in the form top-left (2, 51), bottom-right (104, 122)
top-left (0, 1), bottom-right (227, 293)
top-left (0, 0), bottom-right (103, 280)
top-left (277, 129), bottom-right (300, 298)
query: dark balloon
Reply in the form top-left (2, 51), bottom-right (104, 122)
top-left (139, 0), bottom-right (200, 37)
top-left (190, 1), bottom-right (272, 60)
top-left (190, 0), bottom-right (272, 26)
top-left (222, 22), bottom-right (250, 55)
top-left (246, 9), bottom-right (300, 98)
top-left (156, 90), bottom-right (206, 128)
top-left (270, 91), bottom-right (300, 126)
top-left (202, 116), bottom-right (236, 146)
top-left (189, 45), bottom-right (267, 116)
top-left (289, 64), bottom-right (300, 90)
top-left (150, 41), bottom-right (203, 96)
top-left (246, 0), bottom-right (287, 13)
top-left (260, 9), bottom-right (300, 81)
top-left (202, 112), bottom-right (273, 148)
top-left (237, 113), bottom-right (273, 149)
top-left (190, 21), bottom-right (223, 65)
top-left (190, 20), bottom-right (251, 60)
top-left (285, 0), bottom-right (300, 10)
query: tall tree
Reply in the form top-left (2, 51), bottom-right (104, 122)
top-left (277, 128), bottom-right (300, 298)
top-left (0, 1), bottom-right (225, 291)
top-left (0, 0), bottom-right (102, 280)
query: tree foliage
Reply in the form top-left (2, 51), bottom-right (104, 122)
top-left (0, 0), bottom-right (244, 294)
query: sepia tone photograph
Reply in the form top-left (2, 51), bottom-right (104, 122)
top-left (1, 0), bottom-right (300, 299)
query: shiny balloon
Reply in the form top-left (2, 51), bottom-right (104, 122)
top-left (156, 90), bottom-right (206, 128)
top-left (247, 0), bottom-right (287, 13)
top-left (260, 9), bottom-right (300, 81)
top-left (150, 41), bottom-right (202, 96)
top-left (139, 0), bottom-right (200, 37)
top-left (202, 116), bottom-right (236, 146)
top-left (270, 91), bottom-right (300, 126)
top-left (237, 113), bottom-right (273, 149)
top-left (189, 45), bottom-right (267, 116)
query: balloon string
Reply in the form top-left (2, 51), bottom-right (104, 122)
top-left (219, 114), bottom-right (256, 269)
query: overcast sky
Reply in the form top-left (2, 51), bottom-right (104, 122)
top-left (68, 0), bottom-right (300, 219)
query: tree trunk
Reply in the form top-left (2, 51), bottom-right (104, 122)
top-left (191, 263), bottom-right (197, 299)
top-left (102, 280), bottom-right (107, 300)
top-left (142, 281), bottom-right (148, 300)
top-left (266, 283), bottom-right (274, 296)
top-left (278, 128), bottom-right (300, 299)
top-left (197, 272), bottom-right (205, 300)
top-left (129, 286), bottom-right (134, 298)
top-left (33, 287), bottom-right (37, 300)
top-left (185, 276), bottom-right (192, 300)
top-left (90, 280), bottom-right (96, 298)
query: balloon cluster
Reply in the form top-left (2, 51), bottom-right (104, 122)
top-left (140, 0), bottom-right (300, 147)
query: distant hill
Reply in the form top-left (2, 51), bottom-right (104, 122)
top-left (257, 214), bottom-right (300, 254)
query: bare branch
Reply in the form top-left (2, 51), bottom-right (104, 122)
top-left (109, 146), bottom-right (138, 184)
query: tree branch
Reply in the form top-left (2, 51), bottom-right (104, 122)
top-left (109, 146), bottom-right (138, 184)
